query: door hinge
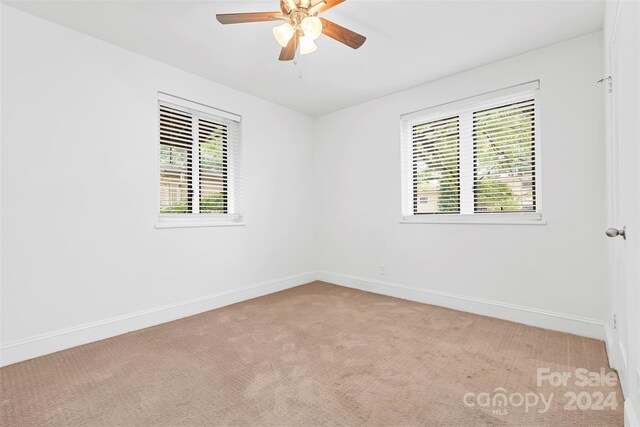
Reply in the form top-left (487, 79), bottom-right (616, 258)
top-left (598, 76), bottom-right (613, 93)
top-left (612, 313), bottom-right (617, 329)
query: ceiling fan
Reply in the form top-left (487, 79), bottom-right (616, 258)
top-left (216, 0), bottom-right (366, 61)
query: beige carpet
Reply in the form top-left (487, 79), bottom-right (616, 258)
top-left (1, 282), bottom-right (623, 426)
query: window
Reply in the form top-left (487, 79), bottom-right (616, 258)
top-left (158, 93), bottom-right (242, 227)
top-left (401, 81), bottom-right (541, 224)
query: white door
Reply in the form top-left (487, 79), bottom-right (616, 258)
top-left (606, 0), bottom-right (639, 419)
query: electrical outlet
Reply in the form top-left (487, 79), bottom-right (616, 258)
top-left (380, 264), bottom-right (386, 275)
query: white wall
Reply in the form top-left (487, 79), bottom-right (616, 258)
top-left (314, 32), bottom-right (607, 338)
top-left (0, 5), bottom-right (611, 366)
top-left (0, 6), bottom-right (316, 364)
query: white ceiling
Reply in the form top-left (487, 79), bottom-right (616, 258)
top-left (5, 0), bottom-right (604, 116)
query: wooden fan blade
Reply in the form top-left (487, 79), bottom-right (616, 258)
top-left (279, 32), bottom-right (299, 61)
top-left (316, 0), bottom-right (347, 13)
top-left (216, 12), bottom-right (283, 25)
top-left (320, 18), bottom-right (366, 49)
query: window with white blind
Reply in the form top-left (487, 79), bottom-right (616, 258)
top-left (157, 93), bottom-right (242, 228)
top-left (401, 81), bottom-right (542, 224)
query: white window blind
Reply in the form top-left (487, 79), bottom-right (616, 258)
top-left (412, 116), bottom-right (460, 214)
top-left (473, 99), bottom-right (536, 213)
top-left (158, 95), bottom-right (241, 222)
top-left (401, 81), bottom-right (540, 222)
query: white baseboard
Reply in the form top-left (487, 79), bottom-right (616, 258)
top-left (607, 324), bottom-right (640, 427)
top-left (0, 272), bottom-right (316, 367)
top-left (1, 271), bottom-right (608, 367)
top-left (605, 324), bottom-right (616, 367)
top-left (627, 399), bottom-right (640, 427)
top-left (317, 271), bottom-right (605, 340)
top-left (605, 323), bottom-right (625, 379)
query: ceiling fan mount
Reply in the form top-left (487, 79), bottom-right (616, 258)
top-left (216, 0), bottom-right (366, 61)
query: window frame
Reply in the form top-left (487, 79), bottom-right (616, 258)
top-left (400, 81), bottom-right (544, 225)
top-left (156, 92), bottom-right (244, 229)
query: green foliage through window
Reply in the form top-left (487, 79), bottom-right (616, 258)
top-left (408, 96), bottom-right (537, 215)
top-left (159, 104), bottom-right (229, 214)
top-left (473, 99), bottom-right (536, 212)
top-left (412, 116), bottom-right (460, 214)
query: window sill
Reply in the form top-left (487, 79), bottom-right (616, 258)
top-left (400, 213), bottom-right (545, 225)
top-left (156, 222), bottom-right (245, 229)
top-left (156, 214), bottom-right (245, 229)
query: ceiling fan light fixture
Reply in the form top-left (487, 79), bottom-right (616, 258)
top-left (301, 16), bottom-right (323, 40)
top-left (273, 22), bottom-right (295, 47)
top-left (299, 35), bottom-right (318, 55)
top-left (284, 0), bottom-right (298, 12)
top-left (308, 1), bottom-right (327, 15)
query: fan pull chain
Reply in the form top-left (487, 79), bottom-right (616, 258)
top-left (294, 47), bottom-right (304, 79)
